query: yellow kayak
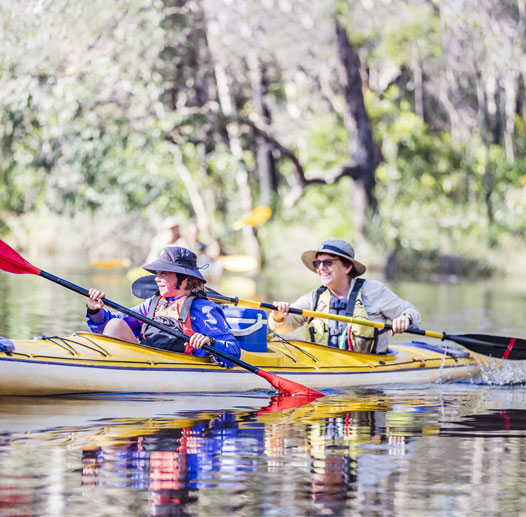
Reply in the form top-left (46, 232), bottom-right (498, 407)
top-left (0, 332), bottom-right (480, 396)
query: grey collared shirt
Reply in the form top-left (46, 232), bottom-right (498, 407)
top-left (268, 278), bottom-right (421, 353)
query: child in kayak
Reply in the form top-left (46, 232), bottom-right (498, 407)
top-left (86, 246), bottom-right (240, 367)
top-left (269, 237), bottom-right (421, 354)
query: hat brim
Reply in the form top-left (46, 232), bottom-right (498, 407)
top-left (301, 250), bottom-right (366, 276)
top-left (142, 259), bottom-right (206, 282)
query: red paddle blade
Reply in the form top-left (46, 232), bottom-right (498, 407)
top-left (257, 394), bottom-right (321, 415)
top-left (257, 369), bottom-right (324, 398)
top-left (0, 239), bottom-right (41, 275)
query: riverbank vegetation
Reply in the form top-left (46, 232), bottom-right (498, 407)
top-left (1, 0), bottom-right (525, 280)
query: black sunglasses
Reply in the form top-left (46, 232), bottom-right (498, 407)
top-left (313, 258), bottom-right (340, 269)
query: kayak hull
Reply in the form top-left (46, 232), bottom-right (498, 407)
top-left (0, 332), bottom-right (480, 396)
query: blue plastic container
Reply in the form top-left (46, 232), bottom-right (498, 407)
top-left (224, 307), bottom-right (268, 352)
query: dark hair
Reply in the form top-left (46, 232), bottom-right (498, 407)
top-left (176, 273), bottom-right (205, 292)
top-left (317, 253), bottom-right (357, 278)
top-left (339, 257), bottom-right (359, 278)
top-left (337, 257), bottom-right (360, 278)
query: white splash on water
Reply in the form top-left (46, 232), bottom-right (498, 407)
top-left (472, 355), bottom-right (526, 385)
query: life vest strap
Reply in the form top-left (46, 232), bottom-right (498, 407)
top-left (345, 278), bottom-right (365, 316)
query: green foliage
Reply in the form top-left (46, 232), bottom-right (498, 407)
top-left (304, 114), bottom-right (349, 171)
top-left (0, 0), bottom-right (525, 279)
top-left (0, 1), bottom-right (174, 224)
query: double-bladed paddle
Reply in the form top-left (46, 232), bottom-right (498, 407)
top-left (205, 292), bottom-right (526, 361)
top-left (130, 274), bottom-right (526, 359)
top-left (0, 239), bottom-right (323, 398)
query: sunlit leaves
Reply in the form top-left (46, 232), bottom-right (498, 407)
top-left (0, 0), bottom-right (525, 275)
top-left (303, 115), bottom-right (349, 172)
top-left (0, 0), bottom-right (168, 219)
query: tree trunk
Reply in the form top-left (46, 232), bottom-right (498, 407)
top-left (335, 21), bottom-right (378, 236)
top-left (413, 58), bottom-right (425, 120)
top-left (249, 53), bottom-right (275, 206)
top-left (170, 145), bottom-right (211, 234)
top-left (501, 72), bottom-right (517, 165)
top-left (214, 62), bottom-right (260, 259)
top-left (476, 77), bottom-right (494, 224)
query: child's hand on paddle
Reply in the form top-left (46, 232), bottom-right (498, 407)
top-left (87, 288), bottom-right (106, 311)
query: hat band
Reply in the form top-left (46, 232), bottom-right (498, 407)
top-left (318, 244), bottom-right (353, 260)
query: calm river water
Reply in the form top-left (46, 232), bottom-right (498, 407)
top-left (1, 265), bottom-right (526, 516)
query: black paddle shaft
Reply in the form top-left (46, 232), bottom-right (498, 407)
top-left (39, 270), bottom-right (259, 373)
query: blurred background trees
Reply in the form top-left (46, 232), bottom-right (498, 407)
top-left (1, 0), bottom-right (525, 278)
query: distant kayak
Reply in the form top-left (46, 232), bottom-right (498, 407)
top-left (216, 255), bottom-right (258, 272)
top-left (90, 258), bottom-right (132, 269)
top-left (126, 254), bottom-right (257, 283)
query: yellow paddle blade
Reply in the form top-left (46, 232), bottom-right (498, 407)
top-left (232, 206), bottom-right (272, 230)
top-left (90, 258), bottom-right (132, 269)
top-left (126, 266), bottom-right (148, 282)
top-left (218, 276), bottom-right (257, 298)
top-left (217, 254), bottom-right (259, 272)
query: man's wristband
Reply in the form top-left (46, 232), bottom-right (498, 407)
top-left (87, 306), bottom-right (101, 315)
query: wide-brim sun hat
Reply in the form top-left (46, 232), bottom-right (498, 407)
top-left (301, 237), bottom-right (367, 276)
top-left (143, 246), bottom-right (206, 282)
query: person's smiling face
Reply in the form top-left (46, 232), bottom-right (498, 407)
top-left (313, 253), bottom-right (352, 291)
top-left (155, 271), bottom-right (186, 297)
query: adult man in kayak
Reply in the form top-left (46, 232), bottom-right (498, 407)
top-left (86, 246), bottom-right (240, 367)
top-left (269, 237), bottom-right (421, 354)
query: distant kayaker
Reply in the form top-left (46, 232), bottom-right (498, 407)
top-left (269, 237), bottom-right (421, 354)
top-left (86, 246), bottom-right (240, 367)
top-left (146, 217), bottom-right (184, 263)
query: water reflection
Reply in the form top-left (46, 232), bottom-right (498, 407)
top-left (2, 266), bottom-right (526, 514)
top-left (4, 389), bottom-right (526, 516)
top-left (440, 409), bottom-right (526, 438)
top-left (74, 397), bottom-right (389, 516)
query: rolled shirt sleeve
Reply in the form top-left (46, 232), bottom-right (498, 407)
top-left (360, 280), bottom-right (421, 328)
